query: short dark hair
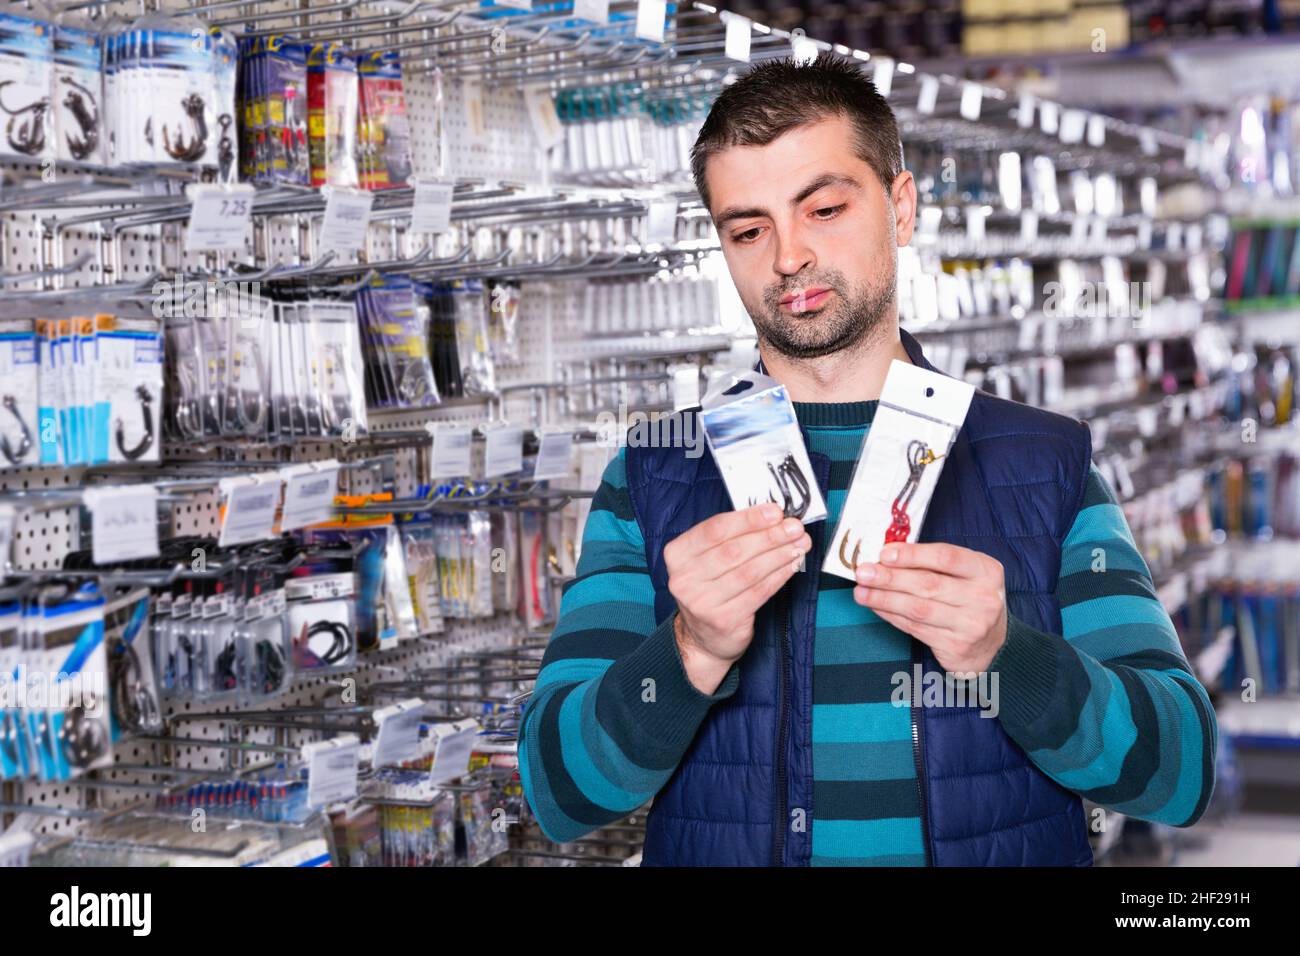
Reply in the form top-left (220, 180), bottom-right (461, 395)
top-left (690, 56), bottom-right (904, 213)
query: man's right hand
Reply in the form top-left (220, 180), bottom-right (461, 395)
top-left (665, 501), bottom-right (813, 694)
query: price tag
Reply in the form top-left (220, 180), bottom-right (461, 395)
top-left (428, 720), bottom-right (479, 785)
top-left (1059, 109), bottom-right (1086, 144)
top-left (410, 180), bottom-right (455, 235)
top-left (959, 82), bottom-right (981, 121)
top-left (1017, 315), bottom-right (1040, 352)
top-left (279, 461), bottom-right (339, 531)
top-left (1020, 210), bottom-right (1038, 245)
top-left (672, 365), bottom-right (701, 409)
top-left (917, 75), bottom-right (939, 115)
top-left (427, 423), bottom-right (472, 478)
top-left (1039, 100), bottom-right (1059, 136)
top-left (497, 0), bottom-right (531, 8)
top-left (1137, 219), bottom-right (1153, 249)
top-left (1169, 394), bottom-right (1186, 426)
top-left (1139, 129), bottom-right (1158, 156)
top-left (303, 734), bottom-right (360, 807)
top-left (462, 80), bottom-right (488, 145)
top-left (646, 199), bottom-right (677, 245)
top-left (872, 56), bottom-right (894, 98)
top-left (532, 429), bottom-right (574, 481)
top-left (218, 475), bottom-right (283, 547)
top-left (724, 14), bottom-right (751, 62)
top-left (483, 424), bottom-right (524, 477)
top-left (524, 85), bottom-right (565, 150)
top-left (1186, 223), bottom-right (1203, 253)
top-left (635, 0), bottom-right (667, 42)
top-left (319, 188), bottom-right (373, 253)
top-left (1089, 216), bottom-right (1108, 245)
top-left (371, 700), bottom-right (425, 768)
top-left (1166, 221), bottom-right (1183, 252)
top-left (917, 205), bottom-right (943, 239)
top-left (186, 184), bottom-right (254, 252)
top-left (1016, 92), bottom-right (1034, 129)
top-left (1086, 114), bottom-right (1106, 148)
top-left (965, 205), bottom-right (987, 242)
top-left (83, 486), bottom-right (160, 565)
top-left (1183, 139), bottom-right (1199, 171)
top-left (1137, 406), bottom-right (1159, 437)
top-left (1070, 215), bottom-right (1089, 246)
top-left (574, 0), bottom-right (610, 22)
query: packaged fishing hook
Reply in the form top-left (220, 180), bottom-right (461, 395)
top-left (52, 14), bottom-right (103, 164)
top-left (699, 369), bottom-right (828, 524)
top-left (823, 361), bottom-right (974, 581)
top-left (0, 3), bottom-right (54, 161)
top-left (0, 318), bottom-right (38, 469)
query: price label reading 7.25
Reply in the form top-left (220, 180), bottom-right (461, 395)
top-left (186, 184), bottom-right (256, 253)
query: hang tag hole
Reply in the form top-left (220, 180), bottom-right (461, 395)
top-left (925, 387), bottom-right (935, 397)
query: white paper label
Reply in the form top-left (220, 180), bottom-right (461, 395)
top-left (0, 504), bottom-right (13, 571)
top-left (672, 366), bottom-right (701, 410)
top-left (1017, 93), bottom-right (1034, 129)
top-left (1020, 210), bottom-right (1039, 244)
top-left (960, 82), bottom-right (981, 121)
top-left (574, 0), bottom-right (610, 22)
top-left (532, 429), bottom-right (574, 480)
top-left (524, 86), bottom-right (565, 150)
top-left (497, 0), bottom-right (531, 8)
top-left (218, 476), bottom-right (283, 547)
top-left (319, 189), bottom-right (374, 253)
top-left (1139, 129), bottom-right (1158, 156)
top-left (411, 180), bottom-right (455, 235)
top-left (873, 57), bottom-right (895, 98)
top-left (428, 724), bottom-right (478, 785)
top-left (371, 700), bottom-right (424, 768)
top-left (427, 424), bottom-right (472, 478)
top-left (1039, 101), bottom-right (1060, 135)
top-left (965, 205), bottom-right (986, 242)
top-left (646, 199), bottom-right (677, 245)
top-left (917, 75), bottom-right (939, 115)
top-left (725, 14), bottom-right (752, 62)
top-left (635, 0), bottom-right (667, 42)
top-left (279, 462), bottom-right (339, 531)
top-left (186, 184), bottom-right (254, 252)
top-left (85, 486), bottom-right (160, 565)
top-left (304, 734), bottom-right (360, 807)
top-left (484, 425), bottom-right (524, 477)
top-left (1060, 109), bottom-right (1086, 144)
top-left (1086, 114), bottom-right (1106, 148)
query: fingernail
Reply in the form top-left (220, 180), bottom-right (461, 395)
top-left (856, 564), bottom-right (876, 582)
top-left (783, 518), bottom-right (802, 538)
top-left (881, 546), bottom-right (899, 563)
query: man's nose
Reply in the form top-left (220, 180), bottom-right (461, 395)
top-left (772, 223), bottom-right (815, 277)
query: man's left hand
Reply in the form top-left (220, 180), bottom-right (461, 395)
top-left (852, 542), bottom-right (1008, 674)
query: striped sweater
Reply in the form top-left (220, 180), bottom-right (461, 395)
top-left (518, 401), bottom-right (1218, 858)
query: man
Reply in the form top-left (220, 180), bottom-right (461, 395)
top-left (518, 56), bottom-right (1217, 866)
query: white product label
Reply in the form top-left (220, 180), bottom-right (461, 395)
top-left (959, 82), bottom-right (981, 121)
top-left (218, 476), bottom-right (283, 547)
top-left (428, 723), bottom-right (478, 785)
top-left (965, 205), bottom-right (987, 242)
top-left (427, 424), bottom-right (472, 478)
top-left (1060, 109), bottom-right (1086, 144)
top-left (1020, 210), bottom-right (1039, 244)
top-left (279, 462), bottom-right (339, 531)
top-left (725, 15), bottom-right (751, 62)
top-left (410, 180), bottom-right (455, 235)
top-left (319, 188), bottom-right (374, 253)
top-left (532, 429), bottom-right (574, 480)
top-left (646, 200), bottom-right (678, 245)
top-left (0, 504), bottom-right (13, 570)
top-left (917, 75), bottom-right (939, 115)
top-left (574, 0), bottom-right (610, 22)
top-left (84, 486), bottom-right (160, 565)
top-left (1086, 114), bottom-right (1106, 147)
top-left (462, 80), bottom-right (488, 144)
top-left (186, 184), bottom-right (254, 252)
top-left (673, 366), bottom-right (701, 409)
top-left (873, 57), bottom-right (895, 98)
top-left (1017, 93), bottom-right (1034, 129)
top-left (304, 734), bottom-right (360, 807)
top-left (371, 700), bottom-right (425, 768)
top-left (635, 0), bottom-right (667, 42)
top-left (484, 425), bottom-right (524, 477)
top-left (1039, 100), bottom-right (1060, 135)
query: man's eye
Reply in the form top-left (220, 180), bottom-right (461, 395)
top-left (732, 227), bottom-right (763, 243)
top-left (813, 204), bottom-right (845, 220)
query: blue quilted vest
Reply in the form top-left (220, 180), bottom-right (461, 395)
top-left (624, 329), bottom-right (1096, 866)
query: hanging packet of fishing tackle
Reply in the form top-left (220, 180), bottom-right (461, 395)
top-left (0, 3), bottom-right (55, 162)
top-left (823, 361), bottom-right (973, 582)
top-left (698, 369), bottom-right (827, 525)
top-left (51, 15), bottom-right (103, 165)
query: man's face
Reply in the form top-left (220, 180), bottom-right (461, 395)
top-left (705, 113), bottom-right (915, 359)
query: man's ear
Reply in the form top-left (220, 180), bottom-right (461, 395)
top-left (891, 170), bottom-right (917, 246)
